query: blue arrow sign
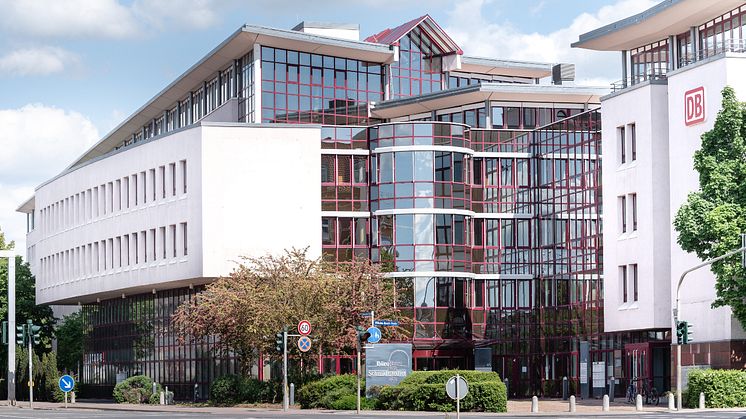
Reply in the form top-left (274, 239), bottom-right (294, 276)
top-left (367, 326), bottom-right (381, 343)
top-left (374, 320), bottom-right (399, 327)
top-left (58, 374), bottom-right (75, 392)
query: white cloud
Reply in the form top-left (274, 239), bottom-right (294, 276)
top-left (0, 47), bottom-right (80, 77)
top-left (0, 104), bottom-right (99, 256)
top-left (444, 0), bottom-right (658, 85)
top-left (0, 0), bottom-right (229, 39)
top-left (0, 0), bottom-right (140, 39)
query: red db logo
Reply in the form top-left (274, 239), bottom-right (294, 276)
top-left (685, 86), bottom-right (705, 126)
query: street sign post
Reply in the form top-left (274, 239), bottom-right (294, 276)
top-left (297, 320), bottom-right (311, 336)
top-left (366, 326), bottom-right (381, 344)
top-left (58, 374), bottom-right (75, 408)
top-left (374, 319), bottom-right (399, 327)
top-left (446, 374), bottom-right (468, 419)
top-left (297, 336), bottom-right (312, 353)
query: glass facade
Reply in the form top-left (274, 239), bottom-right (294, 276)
top-left (260, 46), bottom-right (383, 125)
top-left (390, 30), bottom-right (444, 99)
top-left (81, 287), bottom-right (237, 400)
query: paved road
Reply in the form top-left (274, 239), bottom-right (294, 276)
top-left (2, 408), bottom-right (746, 419)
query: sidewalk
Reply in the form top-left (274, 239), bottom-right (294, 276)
top-left (0, 397), bottom-right (732, 416)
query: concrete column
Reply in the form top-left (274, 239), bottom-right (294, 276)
top-left (253, 43), bottom-right (262, 123)
top-left (668, 35), bottom-right (676, 71)
top-left (621, 50), bottom-right (628, 87)
top-left (691, 26), bottom-right (698, 62)
top-left (484, 99), bottom-right (491, 128)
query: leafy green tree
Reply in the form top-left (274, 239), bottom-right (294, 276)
top-left (674, 86), bottom-right (746, 326)
top-left (56, 311), bottom-right (86, 373)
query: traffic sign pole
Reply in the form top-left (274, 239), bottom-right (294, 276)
top-left (282, 329), bottom-right (288, 412)
top-left (456, 374), bottom-right (460, 419)
top-left (27, 321), bottom-right (33, 410)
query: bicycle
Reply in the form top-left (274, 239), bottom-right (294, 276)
top-left (626, 379), bottom-right (636, 404)
top-left (640, 378), bottom-right (660, 406)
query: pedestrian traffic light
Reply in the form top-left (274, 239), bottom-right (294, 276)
top-left (15, 324), bottom-right (26, 346)
top-left (30, 324), bottom-right (42, 345)
top-left (275, 331), bottom-right (284, 353)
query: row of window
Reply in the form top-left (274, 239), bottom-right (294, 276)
top-left (37, 160), bottom-right (187, 235)
top-left (39, 223), bottom-right (188, 287)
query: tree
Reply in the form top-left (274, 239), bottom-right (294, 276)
top-left (56, 311), bottom-right (86, 373)
top-left (172, 248), bottom-right (407, 374)
top-left (674, 86), bottom-right (746, 327)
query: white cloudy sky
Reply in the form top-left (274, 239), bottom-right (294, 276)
top-left (0, 0), bottom-right (657, 255)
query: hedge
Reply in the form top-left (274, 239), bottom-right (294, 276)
top-left (377, 370), bottom-right (506, 412)
top-left (686, 369), bottom-right (746, 408)
top-left (297, 374), bottom-right (373, 409)
top-left (113, 375), bottom-right (162, 404)
top-left (209, 375), bottom-right (281, 405)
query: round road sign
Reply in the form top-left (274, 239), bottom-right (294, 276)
top-left (446, 375), bottom-right (468, 400)
top-left (298, 320), bottom-right (312, 336)
top-left (366, 326), bottom-right (381, 343)
top-left (297, 335), bottom-right (312, 352)
top-left (58, 374), bottom-right (75, 393)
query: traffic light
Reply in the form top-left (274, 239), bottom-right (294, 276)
top-left (16, 324), bottom-right (26, 346)
top-left (30, 324), bottom-right (42, 345)
top-left (676, 321), bottom-right (692, 344)
top-left (275, 331), bottom-right (284, 353)
top-left (355, 326), bottom-right (371, 346)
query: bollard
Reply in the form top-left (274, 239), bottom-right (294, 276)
top-left (165, 386), bottom-right (170, 405)
top-left (160, 391), bottom-right (165, 405)
top-left (602, 394), bottom-right (609, 412)
top-left (699, 392), bottom-right (705, 409)
top-left (569, 395), bottom-right (576, 412)
top-left (562, 376), bottom-right (569, 400)
top-left (290, 383), bottom-right (295, 406)
top-left (531, 395), bottom-right (539, 413)
top-left (71, 391), bottom-right (76, 404)
top-left (608, 377), bottom-right (615, 402)
top-left (152, 382), bottom-right (157, 395)
top-left (504, 378), bottom-right (509, 400)
top-left (635, 394), bottom-right (643, 411)
top-left (668, 393), bottom-right (675, 410)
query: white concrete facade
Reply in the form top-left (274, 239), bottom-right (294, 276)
top-left (26, 123), bottom-right (321, 305)
top-left (601, 53), bottom-right (746, 341)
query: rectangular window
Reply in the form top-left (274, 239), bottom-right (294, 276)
top-left (132, 174), bottom-right (138, 206)
top-left (620, 265), bottom-right (628, 303)
top-left (115, 179), bottom-right (122, 211)
top-left (181, 222), bottom-right (188, 256)
top-left (123, 234), bottom-right (130, 266)
top-left (150, 168), bottom-right (156, 201)
top-left (180, 160), bottom-right (187, 193)
top-left (150, 228), bottom-right (156, 261)
top-left (159, 165), bottom-right (166, 199)
top-left (619, 195), bottom-right (627, 233)
top-left (142, 230), bottom-right (147, 263)
top-left (160, 226), bottom-right (166, 260)
top-left (618, 125), bottom-right (626, 164)
top-left (133, 233), bottom-right (139, 264)
top-left (170, 224), bottom-right (177, 258)
top-left (629, 123), bottom-right (637, 161)
top-left (141, 171), bottom-right (147, 203)
top-left (124, 178), bottom-right (130, 208)
top-left (631, 263), bottom-right (638, 302)
top-left (631, 193), bottom-right (638, 231)
top-left (170, 163), bottom-right (177, 196)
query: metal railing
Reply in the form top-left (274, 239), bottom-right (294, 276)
top-left (697, 38), bottom-right (746, 61)
top-left (610, 74), bottom-right (667, 93)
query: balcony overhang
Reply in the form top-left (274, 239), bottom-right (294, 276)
top-left (573, 0), bottom-right (743, 51)
top-left (460, 56), bottom-right (553, 79)
top-left (371, 83), bottom-right (606, 119)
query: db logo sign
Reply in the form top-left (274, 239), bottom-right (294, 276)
top-left (685, 86), bottom-right (705, 126)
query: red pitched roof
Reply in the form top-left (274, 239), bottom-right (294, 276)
top-left (365, 14), bottom-right (463, 55)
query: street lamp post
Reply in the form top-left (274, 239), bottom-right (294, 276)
top-left (673, 240), bottom-right (746, 410)
top-left (0, 250), bottom-right (16, 405)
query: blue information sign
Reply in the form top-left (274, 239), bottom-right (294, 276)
top-left (374, 319), bottom-right (399, 327)
top-left (58, 374), bottom-right (75, 392)
top-left (367, 326), bottom-right (381, 343)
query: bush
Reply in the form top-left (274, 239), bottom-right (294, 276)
top-left (209, 374), bottom-right (281, 405)
top-left (297, 375), bottom-right (363, 409)
top-left (686, 369), bottom-right (746, 408)
top-left (376, 370), bottom-right (506, 413)
top-left (112, 375), bottom-right (162, 404)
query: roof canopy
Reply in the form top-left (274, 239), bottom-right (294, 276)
top-left (573, 0), bottom-right (743, 51)
top-left (365, 14), bottom-right (463, 55)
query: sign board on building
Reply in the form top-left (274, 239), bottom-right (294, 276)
top-left (592, 361), bottom-right (605, 388)
top-left (685, 86), bottom-right (705, 126)
top-left (579, 363), bottom-right (588, 384)
top-left (365, 343), bottom-right (412, 395)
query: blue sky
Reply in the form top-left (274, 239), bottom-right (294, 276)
top-left (0, 0), bottom-right (657, 253)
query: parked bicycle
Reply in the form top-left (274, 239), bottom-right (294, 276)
top-left (626, 377), bottom-right (659, 405)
